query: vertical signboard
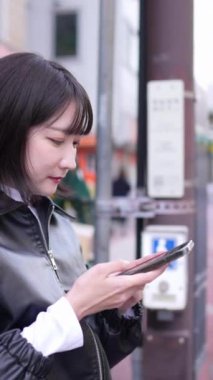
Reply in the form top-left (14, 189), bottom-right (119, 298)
top-left (147, 80), bottom-right (184, 198)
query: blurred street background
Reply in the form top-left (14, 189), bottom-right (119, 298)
top-left (1, 0), bottom-right (213, 378)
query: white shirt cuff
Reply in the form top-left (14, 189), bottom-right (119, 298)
top-left (21, 297), bottom-right (83, 357)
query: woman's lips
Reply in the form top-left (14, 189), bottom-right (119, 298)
top-left (48, 176), bottom-right (63, 184)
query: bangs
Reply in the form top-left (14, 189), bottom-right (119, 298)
top-left (47, 59), bottom-right (93, 136)
top-left (66, 93), bottom-right (93, 135)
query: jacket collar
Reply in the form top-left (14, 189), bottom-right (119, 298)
top-left (0, 191), bottom-right (24, 215)
top-left (0, 190), bottom-right (75, 219)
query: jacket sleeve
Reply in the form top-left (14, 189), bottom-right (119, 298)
top-left (95, 303), bottom-right (143, 368)
top-left (0, 329), bottom-right (52, 380)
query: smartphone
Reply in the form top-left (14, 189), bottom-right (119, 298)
top-left (120, 240), bottom-right (194, 275)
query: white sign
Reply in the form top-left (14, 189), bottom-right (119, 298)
top-left (141, 225), bottom-right (189, 311)
top-left (147, 80), bottom-right (184, 198)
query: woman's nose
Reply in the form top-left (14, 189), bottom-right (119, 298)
top-left (60, 148), bottom-right (77, 170)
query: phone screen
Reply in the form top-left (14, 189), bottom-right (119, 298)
top-left (120, 240), bottom-right (194, 275)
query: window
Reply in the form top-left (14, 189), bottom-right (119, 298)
top-left (55, 13), bottom-right (78, 57)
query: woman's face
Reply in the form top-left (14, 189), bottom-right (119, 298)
top-left (26, 102), bottom-right (80, 197)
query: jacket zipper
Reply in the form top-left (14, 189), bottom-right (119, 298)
top-left (32, 205), bottom-right (61, 281)
top-left (88, 324), bottom-right (103, 380)
top-left (47, 249), bottom-right (58, 271)
top-left (46, 205), bottom-right (61, 281)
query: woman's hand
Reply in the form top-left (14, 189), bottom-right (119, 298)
top-left (117, 255), bottom-right (167, 313)
top-left (118, 289), bottom-right (143, 314)
top-left (66, 258), bottom-right (166, 320)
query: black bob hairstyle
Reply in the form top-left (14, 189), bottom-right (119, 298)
top-left (0, 52), bottom-right (93, 201)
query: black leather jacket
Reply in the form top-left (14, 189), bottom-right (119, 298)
top-left (0, 191), bottom-right (142, 379)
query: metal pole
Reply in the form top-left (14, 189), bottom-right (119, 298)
top-left (94, 0), bottom-right (115, 263)
top-left (132, 1), bottom-right (147, 379)
top-left (136, 0), bottom-right (147, 261)
top-left (142, 1), bottom-right (195, 379)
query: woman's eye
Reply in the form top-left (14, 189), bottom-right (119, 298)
top-left (49, 138), bottom-right (64, 146)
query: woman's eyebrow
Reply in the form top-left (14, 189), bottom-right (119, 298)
top-left (46, 125), bottom-right (69, 133)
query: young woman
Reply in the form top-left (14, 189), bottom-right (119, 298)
top-left (0, 52), bottom-right (166, 380)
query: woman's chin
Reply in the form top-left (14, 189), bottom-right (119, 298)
top-left (32, 185), bottom-right (57, 198)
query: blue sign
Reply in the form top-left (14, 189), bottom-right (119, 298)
top-left (152, 237), bottom-right (177, 270)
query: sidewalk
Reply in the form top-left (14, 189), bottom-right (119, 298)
top-left (109, 197), bottom-right (213, 380)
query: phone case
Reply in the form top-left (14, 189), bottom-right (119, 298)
top-left (120, 240), bottom-right (194, 275)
